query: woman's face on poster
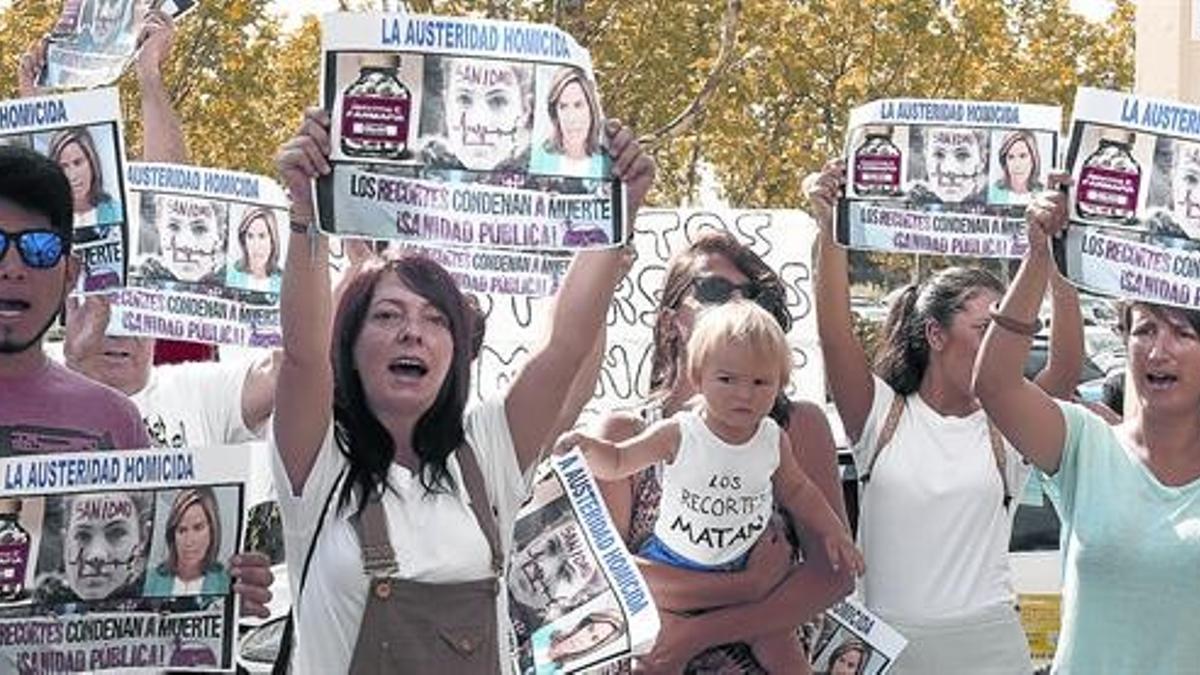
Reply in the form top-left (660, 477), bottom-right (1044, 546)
top-left (509, 520), bottom-right (591, 612)
top-left (1004, 137), bottom-right (1035, 190)
top-left (556, 79), bottom-right (592, 158)
top-left (92, 0), bottom-right (129, 47)
top-left (443, 58), bottom-right (529, 171)
top-left (925, 128), bottom-right (986, 202)
top-left (550, 619), bottom-right (618, 661)
top-left (155, 195), bottom-right (223, 282)
top-left (831, 647), bottom-right (865, 675)
top-left (57, 140), bottom-right (94, 209)
top-left (1171, 141), bottom-right (1200, 237)
top-left (244, 216), bottom-right (274, 277)
top-left (174, 502), bottom-right (212, 578)
top-left (64, 494), bottom-right (145, 600)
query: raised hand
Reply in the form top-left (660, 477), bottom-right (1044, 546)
top-left (802, 158), bottom-right (846, 232)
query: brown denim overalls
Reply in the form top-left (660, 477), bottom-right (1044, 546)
top-left (346, 445), bottom-right (504, 674)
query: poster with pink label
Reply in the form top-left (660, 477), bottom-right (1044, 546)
top-left (837, 97), bottom-right (1062, 260)
top-left (0, 446), bottom-right (249, 674)
top-left (1058, 88), bottom-right (1200, 311)
top-left (316, 13), bottom-right (625, 263)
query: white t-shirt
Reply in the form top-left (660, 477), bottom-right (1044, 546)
top-left (131, 359), bottom-right (259, 448)
top-left (271, 397), bottom-right (532, 675)
top-left (852, 375), bottom-right (1031, 624)
top-left (654, 410), bottom-right (779, 566)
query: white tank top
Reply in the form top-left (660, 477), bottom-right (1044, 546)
top-left (653, 410), bottom-right (780, 566)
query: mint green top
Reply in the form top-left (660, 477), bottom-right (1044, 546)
top-left (1040, 401), bottom-right (1200, 674)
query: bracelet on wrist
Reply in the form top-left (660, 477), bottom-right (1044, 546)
top-left (289, 209), bottom-right (315, 235)
top-left (989, 304), bottom-right (1042, 337)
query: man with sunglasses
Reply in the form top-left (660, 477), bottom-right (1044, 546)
top-left (0, 145), bottom-right (149, 456)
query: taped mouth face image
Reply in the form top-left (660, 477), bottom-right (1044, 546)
top-left (64, 493), bottom-right (146, 600)
top-left (926, 128), bottom-right (986, 203)
top-left (1172, 141), bottom-right (1200, 239)
top-left (155, 195), bottom-right (223, 282)
top-left (443, 58), bottom-right (530, 171)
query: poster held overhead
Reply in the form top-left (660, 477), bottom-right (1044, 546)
top-left (0, 88), bottom-right (131, 294)
top-left (108, 162), bottom-right (289, 348)
top-left (837, 98), bottom-right (1061, 260)
top-left (315, 13), bottom-right (625, 262)
top-left (1058, 88), bottom-right (1200, 311)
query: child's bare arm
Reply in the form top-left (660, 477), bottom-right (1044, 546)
top-left (773, 434), bottom-right (865, 575)
top-left (555, 419), bottom-right (680, 481)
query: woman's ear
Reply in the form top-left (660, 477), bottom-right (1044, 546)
top-left (925, 319), bottom-right (945, 352)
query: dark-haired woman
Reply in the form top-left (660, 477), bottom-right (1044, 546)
top-left (976, 184), bottom-right (1200, 673)
top-left (270, 108), bottom-right (654, 674)
top-left (596, 229), bottom-right (854, 674)
top-left (806, 159), bottom-right (1083, 674)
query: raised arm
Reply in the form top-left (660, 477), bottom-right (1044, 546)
top-left (974, 187), bottom-right (1069, 474)
top-left (16, 37), bottom-right (48, 98)
top-left (239, 351), bottom-right (280, 434)
top-left (271, 108), bottom-right (334, 494)
top-left (1031, 266), bottom-right (1085, 400)
top-left (505, 120), bottom-right (654, 472)
top-left (805, 160), bottom-right (875, 443)
top-left (135, 10), bottom-right (188, 163)
top-left (558, 420), bottom-right (679, 481)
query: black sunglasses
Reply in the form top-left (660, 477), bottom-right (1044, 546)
top-left (691, 275), bottom-right (770, 303)
top-left (689, 275), bottom-right (792, 331)
top-left (0, 230), bottom-right (66, 269)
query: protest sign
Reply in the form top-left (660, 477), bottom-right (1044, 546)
top-left (837, 98), bottom-right (1061, 259)
top-left (0, 445), bottom-right (248, 673)
top-left (1057, 88), bottom-right (1200, 310)
top-left (0, 88), bottom-right (130, 293)
top-left (316, 13), bottom-right (624, 252)
top-left (108, 162), bottom-right (289, 348)
top-left (808, 600), bottom-right (908, 674)
top-left (42, 0), bottom-right (196, 90)
top-left (472, 209), bottom-right (824, 421)
top-left (509, 450), bottom-right (658, 674)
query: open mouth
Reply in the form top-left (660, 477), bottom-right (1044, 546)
top-left (0, 298), bottom-right (30, 318)
top-left (387, 356), bottom-right (429, 380)
top-left (1146, 372), bottom-right (1178, 390)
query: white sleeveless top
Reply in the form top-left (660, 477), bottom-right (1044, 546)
top-left (653, 410), bottom-right (780, 566)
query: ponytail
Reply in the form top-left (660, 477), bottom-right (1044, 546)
top-left (873, 284), bottom-right (927, 395)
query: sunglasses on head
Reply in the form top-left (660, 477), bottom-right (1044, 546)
top-left (0, 230), bottom-right (66, 269)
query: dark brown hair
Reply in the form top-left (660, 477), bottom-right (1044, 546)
top-left (649, 230), bottom-right (792, 424)
top-left (160, 488), bottom-right (222, 576)
top-left (49, 127), bottom-right (111, 208)
top-left (874, 266), bottom-right (1004, 395)
top-left (543, 67), bottom-right (602, 157)
top-left (1115, 300), bottom-right (1200, 339)
top-left (331, 253), bottom-right (475, 512)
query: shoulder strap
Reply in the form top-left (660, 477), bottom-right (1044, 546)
top-left (346, 445), bottom-right (501, 579)
top-left (987, 419), bottom-right (1012, 510)
top-left (456, 443), bottom-right (503, 577)
top-left (271, 466), bottom-right (346, 675)
top-left (352, 491), bottom-right (400, 578)
top-left (860, 395), bottom-right (906, 485)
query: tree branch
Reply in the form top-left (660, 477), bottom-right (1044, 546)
top-left (638, 0), bottom-right (744, 150)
